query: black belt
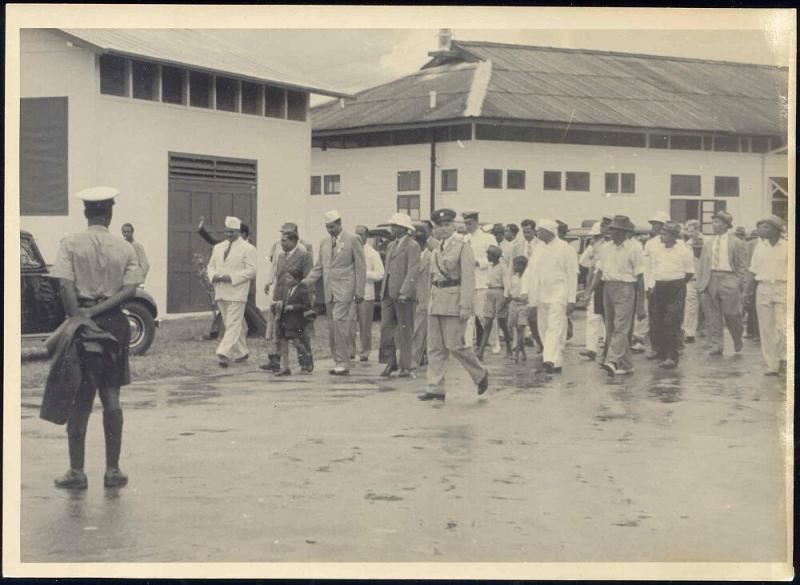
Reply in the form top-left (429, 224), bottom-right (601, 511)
top-left (488, 286), bottom-right (505, 290)
top-left (432, 280), bottom-right (460, 288)
top-left (78, 297), bottom-right (109, 308)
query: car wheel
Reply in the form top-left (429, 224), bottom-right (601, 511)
top-left (123, 301), bottom-right (156, 355)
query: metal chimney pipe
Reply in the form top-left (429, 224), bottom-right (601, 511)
top-left (429, 90), bottom-right (437, 109)
top-left (438, 28), bottom-right (452, 51)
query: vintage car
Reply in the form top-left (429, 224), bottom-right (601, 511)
top-left (21, 230), bottom-right (159, 355)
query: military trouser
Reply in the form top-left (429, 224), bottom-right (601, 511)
top-left (426, 314), bottom-right (487, 396)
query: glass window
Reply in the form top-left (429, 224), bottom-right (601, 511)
top-left (507, 170), bottom-right (525, 190)
top-left (265, 86), bottom-right (286, 118)
top-left (714, 176), bottom-right (740, 197)
top-left (131, 61), bottom-right (158, 101)
top-left (605, 173), bottom-right (619, 193)
top-left (287, 90), bottom-right (308, 121)
top-left (441, 169), bottom-right (458, 192)
top-left (310, 176), bottom-right (321, 196)
top-left (324, 175), bottom-right (340, 195)
top-left (161, 66), bottom-right (186, 104)
top-left (713, 135), bottom-right (739, 152)
top-left (670, 174), bottom-right (701, 196)
top-left (770, 177), bottom-right (788, 221)
top-left (398, 171), bottom-right (421, 192)
top-left (543, 171), bottom-right (561, 191)
top-left (621, 173), bottom-right (636, 194)
top-left (484, 169), bottom-right (502, 189)
top-left (99, 54), bottom-right (128, 96)
top-left (189, 71), bottom-right (212, 108)
top-left (649, 133), bottom-right (669, 149)
top-left (397, 195), bottom-right (420, 220)
top-left (750, 136), bottom-right (769, 153)
top-left (670, 135), bottom-right (702, 150)
top-left (241, 81), bottom-right (262, 115)
top-left (565, 172), bottom-right (590, 191)
top-left (215, 76), bottom-right (239, 112)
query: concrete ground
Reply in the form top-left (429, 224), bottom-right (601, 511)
top-left (19, 313), bottom-right (788, 563)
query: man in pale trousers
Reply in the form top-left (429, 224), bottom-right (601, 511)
top-left (462, 210), bottom-right (494, 347)
top-left (579, 222), bottom-right (605, 361)
top-left (681, 220), bottom-right (703, 343)
top-left (352, 225), bottom-right (384, 362)
top-left (412, 222), bottom-right (436, 370)
top-left (207, 216), bottom-right (258, 367)
top-left (748, 215), bottom-right (788, 376)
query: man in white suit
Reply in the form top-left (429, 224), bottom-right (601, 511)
top-left (303, 210), bottom-right (367, 375)
top-left (207, 216), bottom-right (258, 367)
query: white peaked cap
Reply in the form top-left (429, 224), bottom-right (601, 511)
top-left (224, 216), bottom-right (242, 230)
top-left (75, 186), bottom-right (120, 202)
top-left (537, 219), bottom-right (558, 234)
top-left (387, 212), bottom-right (415, 231)
top-left (324, 209), bottom-right (342, 224)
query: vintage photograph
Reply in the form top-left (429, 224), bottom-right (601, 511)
top-left (4, 5), bottom-right (794, 580)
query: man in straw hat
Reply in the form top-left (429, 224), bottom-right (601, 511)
top-left (747, 215), bottom-right (788, 376)
top-left (695, 210), bottom-right (749, 356)
top-left (418, 209), bottom-right (489, 402)
top-left (207, 216), bottom-right (258, 368)
top-left (588, 215), bottom-right (646, 377)
top-left (303, 210), bottom-right (366, 375)
top-left (47, 186), bottom-right (144, 489)
top-left (378, 212), bottom-right (420, 378)
top-left (461, 210), bottom-right (495, 347)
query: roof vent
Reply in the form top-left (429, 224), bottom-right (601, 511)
top-left (427, 28), bottom-right (459, 61)
top-left (429, 91), bottom-right (437, 109)
top-left (437, 28), bottom-right (452, 51)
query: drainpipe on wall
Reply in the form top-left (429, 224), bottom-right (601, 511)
top-left (430, 130), bottom-right (437, 218)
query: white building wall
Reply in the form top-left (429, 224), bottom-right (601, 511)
top-left (311, 134), bottom-right (788, 239)
top-left (20, 29), bottom-right (311, 313)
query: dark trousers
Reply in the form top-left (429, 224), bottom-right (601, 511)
top-left (379, 296), bottom-right (416, 370)
top-left (745, 281), bottom-right (760, 338)
top-left (649, 279), bottom-right (687, 361)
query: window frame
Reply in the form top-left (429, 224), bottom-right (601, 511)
top-left (397, 170), bottom-right (421, 192)
top-left (99, 54), bottom-right (129, 97)
top-left (323, 174), bottom-right (341, 195)
top-left (543, 171), bottom-right (561, 191)
top-left (161, 65), bottom-right (187, 105)
top-left (397, 194), bottom-right (421, 220)
top-left (484, 168), bottom-right (502, 189)
top-left (310, 175), bottom-right (322, 196)
top-left (565, 171), bottom-right (590, 192)
top-left (714, 176), bottom-right (740, 198)
top-left (670, 174), bottom-right (702, 197)
top-left (506, 169), bottom-right (526, 190)
top-left (189, 71), bottom-right (213, 109)
top-left (441, 168), bottom-right (458, 192)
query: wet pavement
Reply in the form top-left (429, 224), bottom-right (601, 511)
top-left (19, 315), bottom-right (788, 562)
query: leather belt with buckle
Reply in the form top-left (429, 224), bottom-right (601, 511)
top-left (432, 280), bottom-right (460, 288)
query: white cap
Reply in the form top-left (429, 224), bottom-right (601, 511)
top-left (588, 221), bottom-right (602, 236)
top-left (387, 212), bottom-right (414, 232)
top-left (75, 186), bottom-right (120, 202)
top-left (224, 216), bottom-right (241, 230)
top-left (323, 209), bottom-right (342, 224)
top-left (537, 219), bottom-right (558, 234)
top-left (649, 211), bottom-right (670, 224)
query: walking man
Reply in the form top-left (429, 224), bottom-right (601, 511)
top-left (207, 216), bottom-right (258, 367)
top-left (514, 219), bottom-right (544, 352)
top-left (696, 211), bottom-right (748, 356)
top-left (579, 221), bottom-right (606, 361)
top-left (642, 211), bottom-right (670, 356)
top-left (303, 210), bottom-right (366, 375)
top-left (462, 210), bottom-right (495, 346)
top-left (748, 216), bottom-right (788, 376)
top-left (681, 219), bottom-right (704, 343)
top-left (352, 225), bottom-right (384, 362)
top-left (412, 222), bottom-right (436, 371)
top-left (418, 208), bottom-right (489, 402)
top-left (121, 223), bottom-right (150, 282)
top-left (49, 187), bottom-right (143, 489)
top-left (379, 213), bottom-right (420, 378)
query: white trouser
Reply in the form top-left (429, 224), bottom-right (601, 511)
top-left (683, 279), bottom-right (699, 337)
top-left (216, 300), bottom-right (248, 360)
top-left (465, 288), bottom-right (487, 345)
top-left (585, 293), bottom-right (605, 353)
top-left (633, 297), bottom-right (649, 340)
top-left (756, 281), bottom-right (787, 372)
top-left (538, 301), bottom-right (567, 367)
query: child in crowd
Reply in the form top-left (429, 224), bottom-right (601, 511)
top-left (508, 256), bottom-right (529, 363)
top-left (273, 266), bottom-right (314, 376)
top-left (477, 245), bottom-right (512, 360)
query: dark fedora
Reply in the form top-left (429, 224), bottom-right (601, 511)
top-left (607, 214), bottom-right (635, 232)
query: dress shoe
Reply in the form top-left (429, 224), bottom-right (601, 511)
top-left (104, 468), bottom-right (128, 488)
top-left (360, 356), bottom-right (369, 362)
top-left (54, 469), bottom-right (88, 490)
top-left (234, 354), bottom-right (249, 362)
top-left (417, 392), bottom-right (445, 402)
top-left (397, 369), bottom-right (411, 378)
top-left (733, 337), bottom-right (743, 353)
top-left (684, 336), bottom-right (695, 343)
top-left (579, 350), bottom-right (597, 361)
top-left (274, 368), bottom-right (291, 376)
top-left (764, 370), bottom-right (779, 377)
top-left (645, 351), bottom-right (662, 360)
top-left (601, 362), bottom-right (617, 377)
top-left (330, 368), bottom-right (350, 376)
top-left (218, 357), bottom-right (230, 368)
top-left (709, 348), bottom-right (723, 356)
top-left (630, 341), bottom-right (646, 353)
top-left (550, 366), bottom-right (563, 374)
top-left (659, 359), bottom-right (677, 369)
top-left (542, 361), bottom-right (555, 374)
top-left (380, 363), bottom-right (398, 377)
top-left (477, 371), bottom-right (489, 395)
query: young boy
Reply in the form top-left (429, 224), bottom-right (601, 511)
top-left (508, 256), bottom-right (529, 362)
top-left (477, 245), bottom-right (512, 360)
top-left (273, 266), bottom-right (314, 376)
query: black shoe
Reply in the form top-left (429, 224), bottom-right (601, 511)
top-left (645, 351), bottom-right (662, 360)
top-left (54, 469), bottom-right (88, 490)
top-left (218, 359), bottom-right (229, 368)
top-left (417, 392), bottom-right (445, 402)
top-left (477, 371), bottom-right (489, 395)
top-left (550, 366), bottom-right (563, 374)
top-left (274, 368), bottom-right (291, 376)
top-left (543, 361), bottom-right (555, 374)
top-left (380, 363), bottom-right (398, 377)
top-left (360, 356), bottom-right (368, 362)
top-left (684, 336), bottom-right (695, 343)
top-left (733, 338), bottom-right (743, 353)
top-left (234, 354), bottom-right (249, 363)
top-left (579, 350), bottom-right (597, 360)
top-left (104, 468), bottom-right (128, 488)
top-left (601, 362), bottom-right (617, 377)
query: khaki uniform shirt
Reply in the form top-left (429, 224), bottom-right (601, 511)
top-left (428, 233), bottom-right (476, 316)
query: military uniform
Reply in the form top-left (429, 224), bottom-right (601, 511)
top-left (420, 209), bottom-right (488, 401)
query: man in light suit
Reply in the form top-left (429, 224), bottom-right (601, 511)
top-left (207, 216), bottom-right (258, 367)
top-left (303, 210), bottom-right (366, 375)
top-left (379, 212), bottom-right (421, 378)
top-left (412, 222), bottom-right (437, 371)
top-left (696, 210), bottom-right (749, 356)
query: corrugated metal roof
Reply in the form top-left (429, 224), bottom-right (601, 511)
top-left (60, 28), bottom-right (350, 98)
top-left (312, 39), bottom-right (787, 135)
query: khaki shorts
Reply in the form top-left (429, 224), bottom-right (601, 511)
top-left (482, 288), bottom-right (508, 319)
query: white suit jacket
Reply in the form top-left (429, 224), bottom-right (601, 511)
top-left (207, 237), bottom-right (258, 302)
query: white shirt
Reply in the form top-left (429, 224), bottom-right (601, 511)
top-left (513, 236), bottom-right (537, 261)
top-left (643, 236), bottom-right (663, 290)
top-left (749, 238), bottom-right (788, 282)
top-left (579, 240), bottom-right (602, 269)
top-left (464, 228), bottom-right (495, 289)
top-left (500, 239), bottom-right (515, 266)
top-left (597, 239), bottom-right (645, 283)
top-left (521, 237), bottom-right (578, 305)
top-left (363, 243), bottom-right (385, 300)
top-left (650, 240), bottom-right (695, 282)
top-left (265, 240), bottom-right (308, 286)
top-left (710, 230), bottom-right (733, 272)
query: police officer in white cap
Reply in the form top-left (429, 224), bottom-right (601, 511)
top-left (49, 186), bottom-right (144, 489)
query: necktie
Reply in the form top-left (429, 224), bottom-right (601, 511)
top-left (712, 236), bottom-right (721, 269)
top-left (223, 240), bottom-right (233, 261)
top-left (440, 241), bottom-right (445, 252)
top-left (331, 236), bottom-right (337, 258)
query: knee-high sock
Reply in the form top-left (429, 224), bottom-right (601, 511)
top-left (103, 410), bottom-right (124, 470)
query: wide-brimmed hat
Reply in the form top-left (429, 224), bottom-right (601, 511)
top-left (713, 210), bottom-right (734, 227)
top-left (387, 212), bottom-right (415, 231)
top-left (756, 215), bottom-right (786, 232)
top-left (607, 215), bottom-right (635, 232)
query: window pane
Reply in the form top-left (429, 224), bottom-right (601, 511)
top-left (441, 169), bottom-right (458, 192)
top-left (189, 72), bottom-right (212, 108)
top-left (265, 86), bottom-right (286, 118)
top-left (287, 90), bottom-right (308, 121)
top-left (132, 61), bottom-right (158, 100)
top-left (565, 172), bottom-right (590, 191)
top-left (703, 136), bottom-right (713, 150)
top-left (714, 176), bottom-right (740, 197)
top-left (750, 136), bottom-right (769, 153)
top-left (398, 171), bottom-right (421, 192)
top-left (100, 54), bottom-right (127, 96)
top-left (20, 97), bottom-right (69, 215)
top-left (241, 81), bottom-right (262, 115)
top-left (507, 170), bottom-right (525, 190)
top-left (543, 171), bottom-right (561, 190)
top-left (669, 199), bottom-right (699, 224)
top-left (649, 134), bottom-right (669, 149)
top-left (161, 66), bottom-right (185, 104)
top-left (397, 195), bottom-right (420, 219)
top-left (310, 176), bottom-right (321, 195)
top-left (713, 135), bottom-right (739, 152)
top-left (670, 135), bottom-right (702, 150)
top-left (621, 173), bottom-right (636, 194)
top-left (324, 175), bottom-right (340, 194)
top-left (670, 174), bottom-right (701, 196)
top-left (484, 169), bottom-right (502, 189)
top-left (605, 173), bottom-right (619, 193)
top-left (216, 76), bottom-right (238, 112)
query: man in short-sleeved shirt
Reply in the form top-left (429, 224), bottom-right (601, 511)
top-left (121, 223), bottom-right (149, 282)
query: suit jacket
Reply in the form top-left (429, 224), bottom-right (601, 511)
top-left (303, 230), bottom-right (366, 304)
top-left (207, 237), bottom-right (258, 302)
top-left (696, 231), bottom-right (749, 292)
top-left (272, 246), bottom-right (312, 302)
top-left (428, 234), bottom-right (476, 317)
top-left (415, 247), bottom-right (434, 309)
top-left (380, 235), bottom-right (421, 300)
top-left (277, 283), bottom-right (311, 337)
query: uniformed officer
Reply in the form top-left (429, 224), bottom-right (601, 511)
top-left (418, 208), bottom-right (489, 402)
top-left (49, 186), bottom-right (144, 489)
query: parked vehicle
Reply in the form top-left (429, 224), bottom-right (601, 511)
top-left (20, 230), bottom-right (159, 355)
